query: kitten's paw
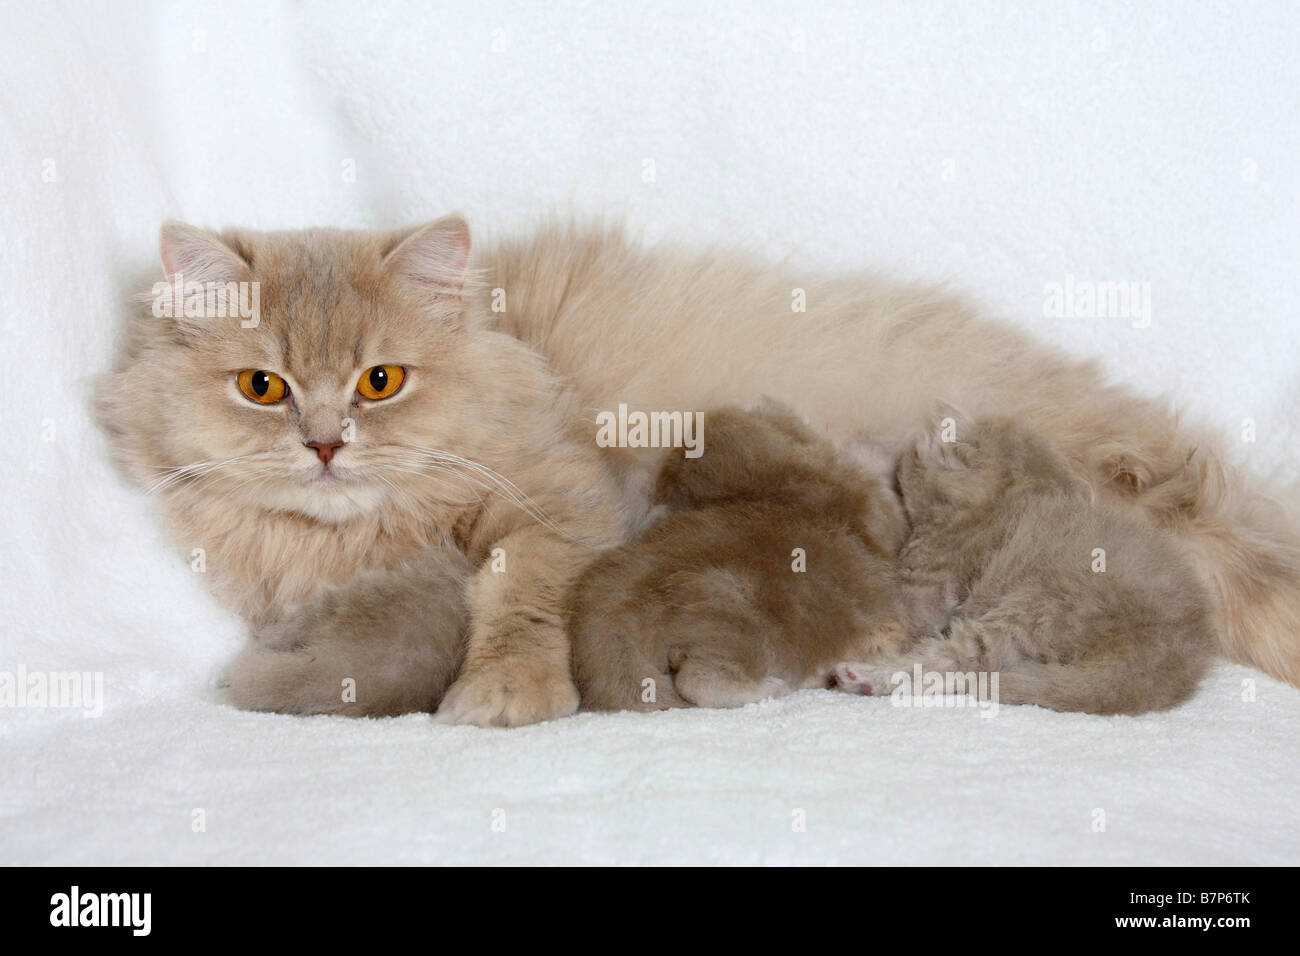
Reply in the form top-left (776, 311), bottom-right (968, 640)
top-left (434, 664), bottom-right (580, 727)
top-left (252, 612), bottom-right (315, 651)
top-left (251, 595), bottom-right (341, 651)
top-left (220, 644), bottom-right (339, 715)
top-left (671, 664), bottom-right (790, 709)
top-left (831, 662), bottom-right (883, 697)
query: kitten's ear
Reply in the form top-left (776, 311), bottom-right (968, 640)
top-left (930, 403), bottom-right (974, 439)
top-left (921, 402), bottom-right (977, 468)
top-left (382, 215), bottom-right (472, 308)
top-left (159, 221), bottom-right (251, 286)
top-left (745, 397), bottom-right (819, 446)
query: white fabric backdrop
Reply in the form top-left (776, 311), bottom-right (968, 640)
top-left (1, 0), bottom-right (1297, 864)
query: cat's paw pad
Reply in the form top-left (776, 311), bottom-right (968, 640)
top-left (434, 664), bottom-right (580, 728)
top-left (832, 662), bottom-right (878, 696)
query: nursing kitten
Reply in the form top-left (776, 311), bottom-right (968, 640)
top-left (222, 544), bottom-right (472, 716)
top-left (832, 411), bottom-right (1215, 714)
top-left (491, 224), bottom-right (1297, 695)
top-left (571, 404), bottom-right (910, 710)
top-left (98, 216), bottom-right (1300, 727)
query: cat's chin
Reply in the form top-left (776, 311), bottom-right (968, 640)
top-left (260, 482), bottom-right (388, 525)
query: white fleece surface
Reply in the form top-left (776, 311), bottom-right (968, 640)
top-left (1, 1), bottom-right (1297, 865)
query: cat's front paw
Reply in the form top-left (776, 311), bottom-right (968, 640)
top-left (434, 662), bottom-right (580, 727)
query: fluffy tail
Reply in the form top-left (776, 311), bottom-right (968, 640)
top-left (1177, 459), bottom-right (1300, 688)
top-left (1078, 415), bottom-right (1300, 688)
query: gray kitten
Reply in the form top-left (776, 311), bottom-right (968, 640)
top-left (571, 404), bottom-right (910, 711)
top-left (833, 410), bottom-right (1215, 715)
top-left (222, 545), bottom-right (472, 716)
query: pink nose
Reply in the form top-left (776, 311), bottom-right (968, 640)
top-left (305, 440), bottom-right (344, 465)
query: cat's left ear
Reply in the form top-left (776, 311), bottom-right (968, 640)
top-left (159, 221), bottom-right (252, 287)
top-left (382, 215), bottom-right (472, 311)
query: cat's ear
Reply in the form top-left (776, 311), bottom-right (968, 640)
top-left (159, 221), bottom-right (251, 287)
top-left (156, 222), bottom-right (252, 329)
top-left (382, 215), bottom-right (472, 309)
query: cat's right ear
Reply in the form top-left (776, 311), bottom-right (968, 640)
top-left (159, 221), bottom-right (251, 287)
top-left (382, 215), bottom-right (472, 316)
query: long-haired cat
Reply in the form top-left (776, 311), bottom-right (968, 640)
top-left (97, 218), bottom-right (625, 725)
top-left (98, 216), bottom-right (1300, 725)
top-left (832, 411), bottom-right (1215, 714)
top-left (571, 404), bottom-right (909, 710)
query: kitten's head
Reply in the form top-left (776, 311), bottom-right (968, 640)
top-left (653, 401), bottom-right (907, 551)
top-left (653, 401), bottom-right (832, 509)
top-left (897, 406), bottom-right (1084, 522)
top-left (97, 216), bottom-right (506, 524)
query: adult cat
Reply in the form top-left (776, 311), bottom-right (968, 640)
top-left (97, 215), bottom-right (1300, 725)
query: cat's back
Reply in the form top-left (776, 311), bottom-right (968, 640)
top-left (479, 221), bottom-right (1024, 450)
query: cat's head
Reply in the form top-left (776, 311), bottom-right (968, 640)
top-left (96, 216), bottom-right (510, 525)
top-left (898, 406), bottom-right (1084, 520)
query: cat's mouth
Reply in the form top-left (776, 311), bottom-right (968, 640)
top-left (299, 459), bottom-right (364, 489)
top-left (264, 464), bottom-right (387, 523)
top-left (307, 466), bottom-right (344, 485)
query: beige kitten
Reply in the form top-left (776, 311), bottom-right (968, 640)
top-left (571, 404), bottom-right (909, 710)
top-left (833, 411), bottom-right (1215, 714)
top-left (98, 218), bottom-right (1300, 726)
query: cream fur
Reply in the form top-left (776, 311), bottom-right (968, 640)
top-left (96, 218), bottom-right (1300, 727)
top-left (486, 222), bottom-right (1300, 689)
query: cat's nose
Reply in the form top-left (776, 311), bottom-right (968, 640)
top-left (304, 440), bottom-right (344, 465)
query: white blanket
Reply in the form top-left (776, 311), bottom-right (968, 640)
top-left (1, 0), bottom-right (1297, 865)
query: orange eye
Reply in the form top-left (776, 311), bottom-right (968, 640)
top-left (236, 369), bottom-right (287, 404)
top-left (357, 365), bottom-right (405, 401)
